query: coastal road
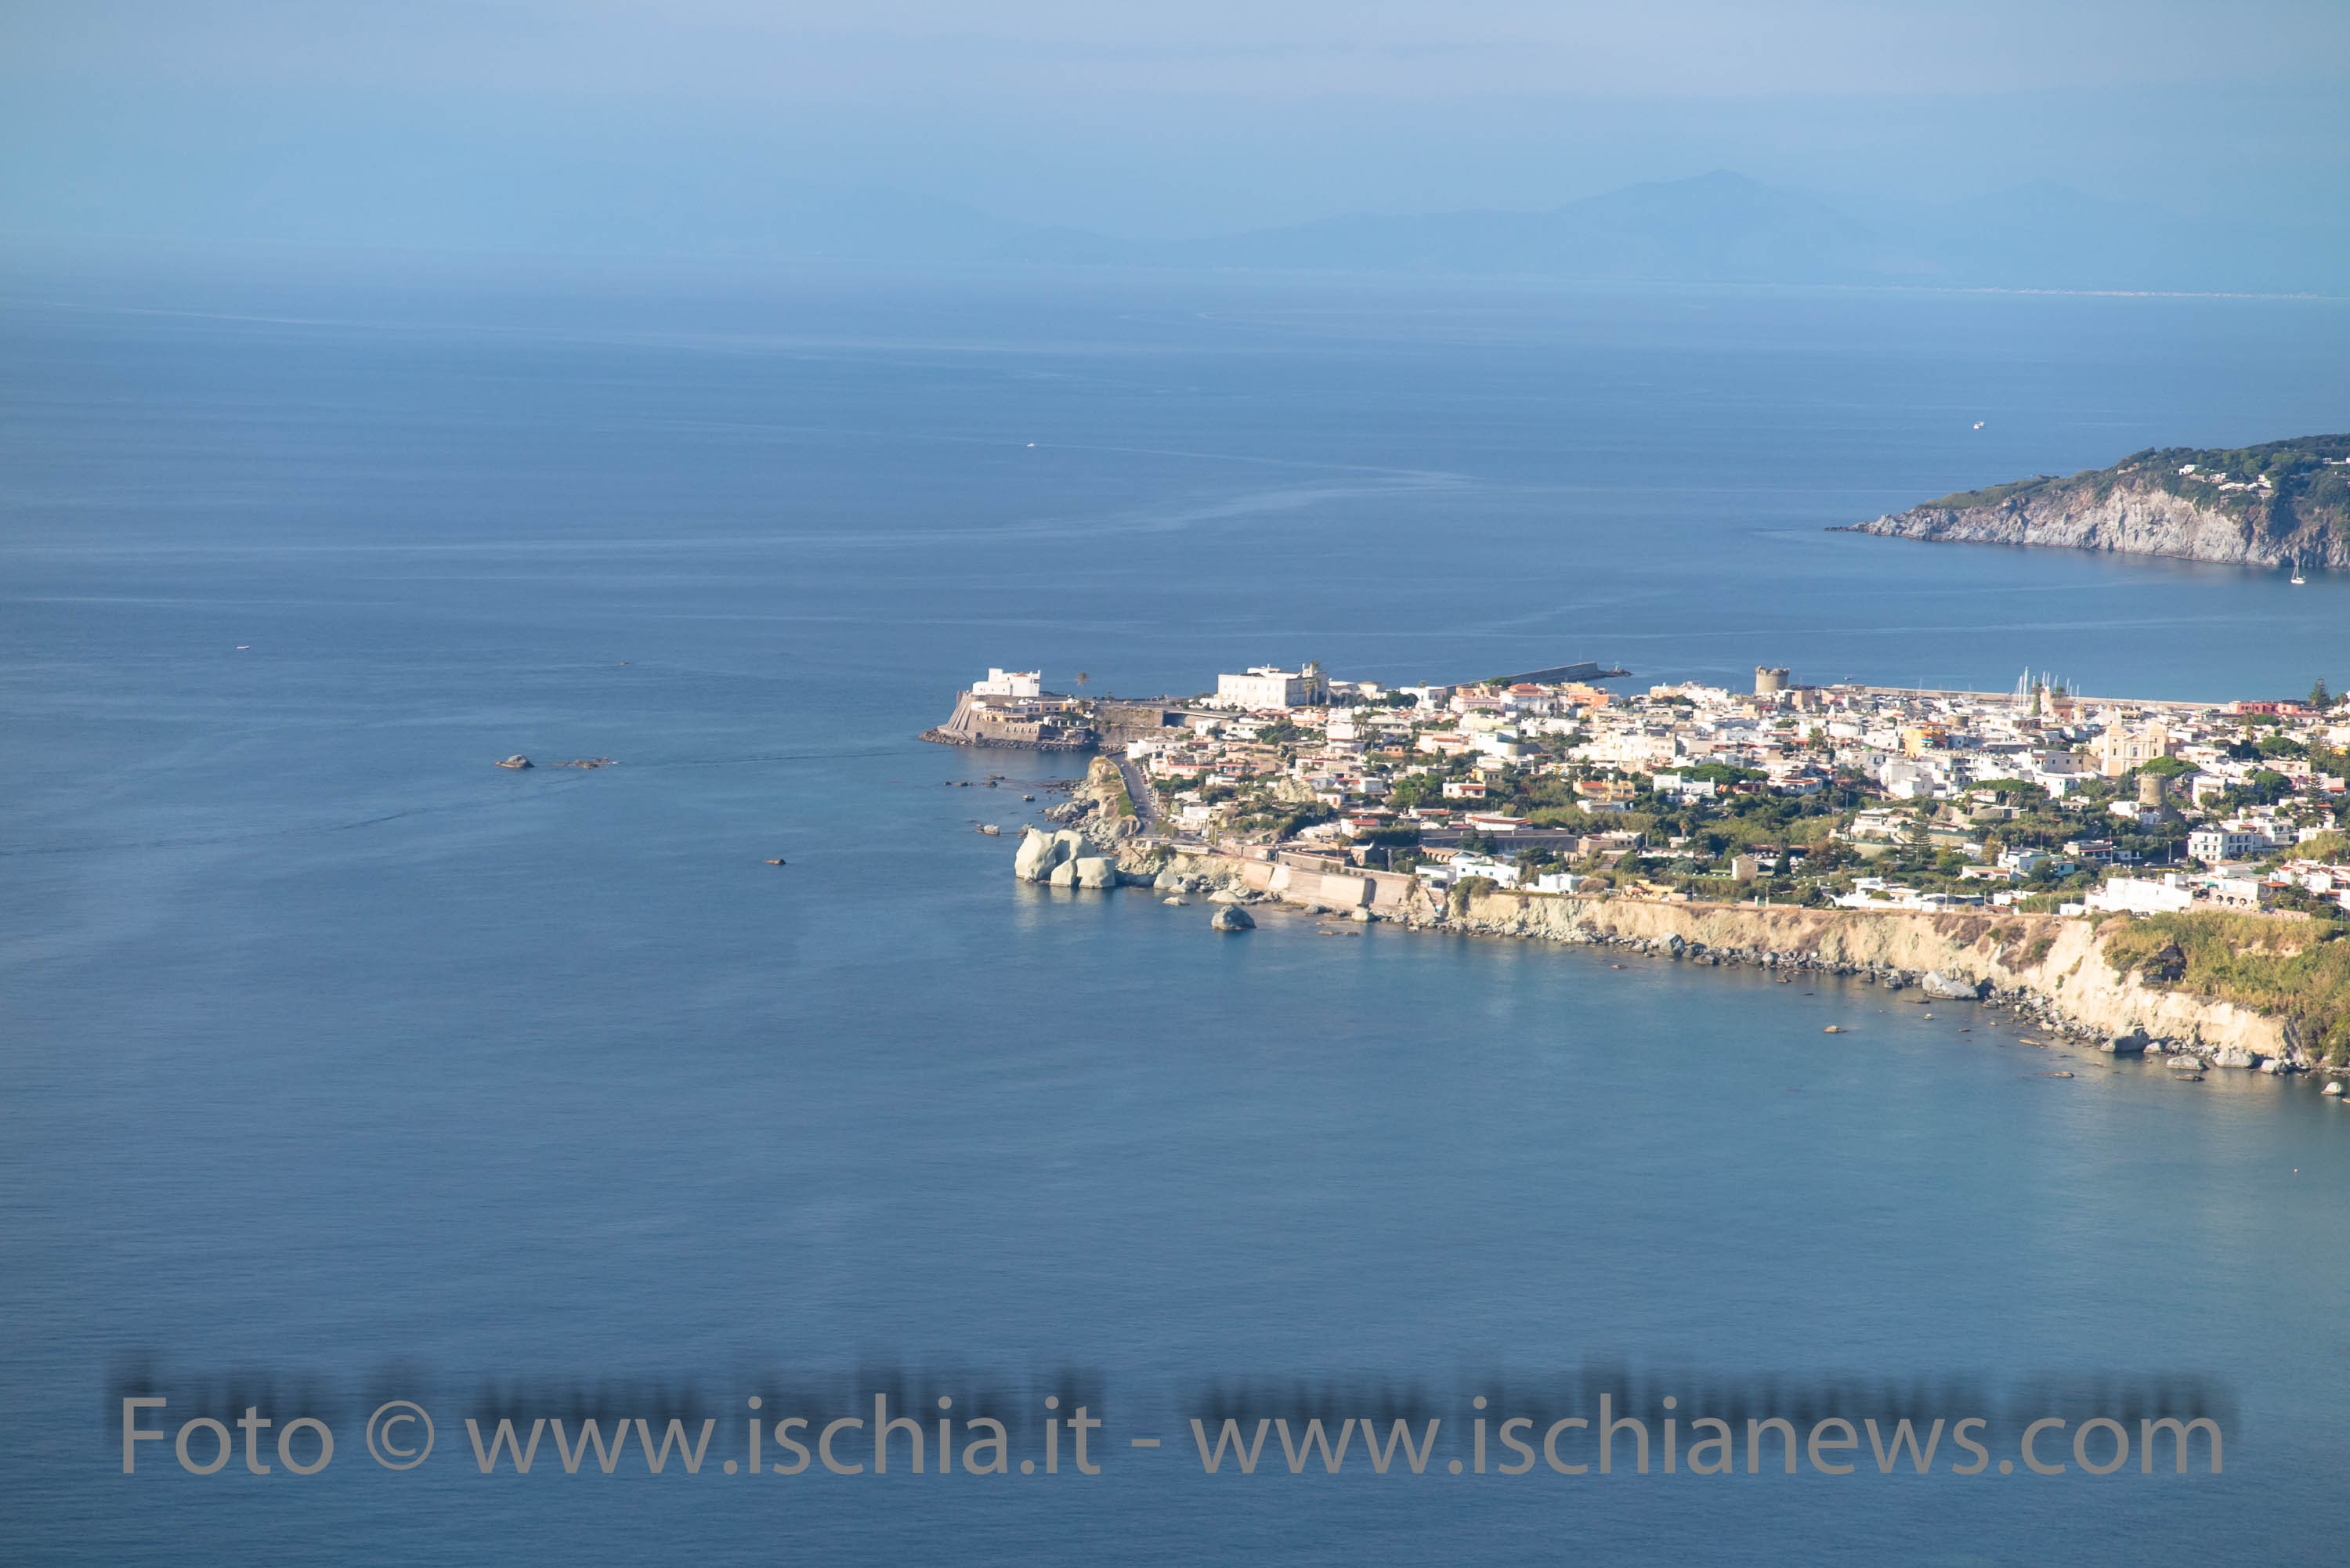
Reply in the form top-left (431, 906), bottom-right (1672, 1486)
top-left (1115, 754), bottom-right (1162, 833)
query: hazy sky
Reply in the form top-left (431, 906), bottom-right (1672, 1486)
top-left (6, 1), bottom-right (2348, 247)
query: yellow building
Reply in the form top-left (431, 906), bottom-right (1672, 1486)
top-left (2095, 720), bottom-right (2172, 777)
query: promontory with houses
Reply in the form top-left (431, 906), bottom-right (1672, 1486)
top-left (932, 658), bottom-right (2350, 1087)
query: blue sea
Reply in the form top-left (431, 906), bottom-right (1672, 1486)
top-left (3, 249), bottom-right (2348, 1564)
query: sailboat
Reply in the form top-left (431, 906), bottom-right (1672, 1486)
top-left (2291, 555), bottom-right (2307, 585)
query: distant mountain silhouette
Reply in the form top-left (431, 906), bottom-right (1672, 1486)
top-left (992, 172), bottom-right (2347, 294)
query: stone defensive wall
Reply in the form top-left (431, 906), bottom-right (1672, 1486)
top-left (1090, 702), bottom-right (1187, 745)
top-left (920, 689), bottom-right (1097, 751)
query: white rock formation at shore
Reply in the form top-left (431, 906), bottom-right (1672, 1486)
top-left (1014, 826), bottom-right (1091, 882)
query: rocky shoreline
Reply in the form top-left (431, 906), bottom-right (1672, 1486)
top-left (1845, 486), bottom-right (2329, 567)
top-left (1007, 809), bottom-right (2343, 1086)
top-left (1844, 440), bottom-right (2350, 569)
top-left (1401, 886), bottom-right (2326, 1075)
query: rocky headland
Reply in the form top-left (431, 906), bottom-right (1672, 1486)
top-left (1009, 831), bottom-right (2342, 1081)
top-left (1846, 433), bottom-right (2350, 567)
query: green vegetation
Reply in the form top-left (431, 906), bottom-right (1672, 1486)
top-left (1241, 800), bottom-right (1335, 840)
top-left (1448, 876), bottom-right (1499, 915)
top-left (2103, 911), bottom-right (2350, 1064)
top-left (1086, 757), bottom-right (1136, 818)
top-left (2281, 830), bottom-right (2350, 865)
top-left (1919, 475), bottom-right (2058, 511)
top-left (1918, 432), bottom-right (2350, 543)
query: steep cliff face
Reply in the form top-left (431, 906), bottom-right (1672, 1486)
top-left (1453, 891), bottom-right (2304, 1064)
top-left (1086, 840), bottom-right (2319, 1068)
top-left (1849, 435), bottom-right (2350, 567)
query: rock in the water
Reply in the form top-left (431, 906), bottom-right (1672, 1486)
top-left (2102, 1030), bottom-right (2149, 1055)
top-left (1073, 856), bottom-right (1115, 889)
top-left (1164, 896), bottom-right (1188, 906)
top-left (1921, 970), bottom-right (1986, 1001)
top-left (1153, 868), bottom-right (1186, 890)
top-left (1350, 908), bottom-right (1372, 923)
top-left (2212, 1046), bottom-right (2258, 1070)
top-left (1014, 826), bottom-right (1072, 881)
top-left (1048, 858), bottom-right (1079, 887)
top-left (1207, 888), bottom-right (1247, 904)
top-left (497, 754), bottom-right (532, 769)
top-left (1211, 905), bottom-right (1256, 932)
top-left (2323, 1080), bottom-right (2344, 1097)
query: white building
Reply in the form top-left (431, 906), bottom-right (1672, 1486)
top-left (2189, 827), bottom-right (2271, 865)
top-left (2207, 876), bottom-right (2268, 909)
top-left (1578, 728), bottom-right (1679, 769)
top-left (971, 668), bottom-right (1043, 698)
top-left (1215, 664), bottom-right (1328, 710)
top-left (1651, 772), bottom-right (1719, 800)
top-left (1878, 757), bottom-right (1953, 800)
top-left (2084, 874), bottom-right (2196, 916)
top-left (2019, 751), bottom-right (2093, 797)
top-left (1444, 853), bottom-right (1520, 887)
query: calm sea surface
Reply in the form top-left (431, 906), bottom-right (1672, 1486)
top-left (3, 254), bottom-right (2348, 1564)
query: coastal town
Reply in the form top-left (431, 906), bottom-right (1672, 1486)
top-left (939, 659), bottom-right (2350, 920)
top-left (933, 659), bottom-right (2350, 1081)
